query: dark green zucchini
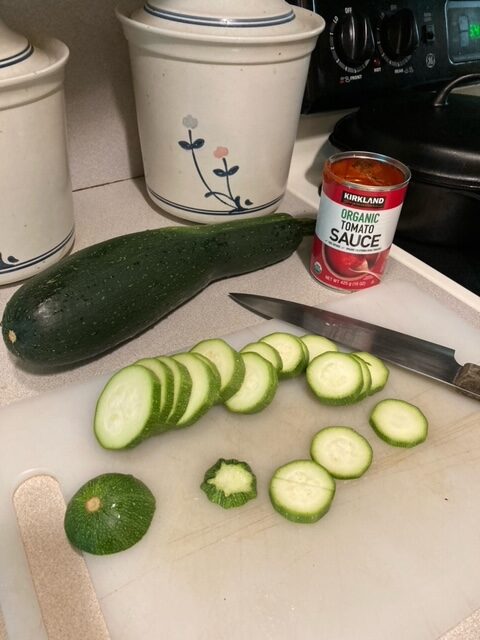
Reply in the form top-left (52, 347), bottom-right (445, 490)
top-left (64, 473), bottom-right (156, 555)
top-left (2, 214), bottom-right (314, 367)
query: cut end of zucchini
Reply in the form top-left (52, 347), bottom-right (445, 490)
top-left (269, 460), bottom-right (335, 524)
top-left (201, 458), bottom-right (257, 509)
top-left (64, 473), bottom-right (156, 555)
top-left (369, 399), bottom-right (428, 448)
top-left (7, 329), bottom-right (16, 344)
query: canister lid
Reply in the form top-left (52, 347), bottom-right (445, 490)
top-left (0, 16), bottom-right (50, 80)
top-left (129, 0), bottom-right (323, 38)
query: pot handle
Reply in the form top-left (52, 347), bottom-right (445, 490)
top-left (433, 73), bottom-right (480, 107)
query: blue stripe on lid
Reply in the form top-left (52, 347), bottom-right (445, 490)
top-left (143, 4), bottom-right (295, 28)
top-left (0, 43), bottom-right (34, 70)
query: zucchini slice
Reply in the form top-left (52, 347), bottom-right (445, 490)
top-left (156, 356), bottom-right (192, 425)
top-left (240, 341), bottom-right (282, 372)
top-left (224, 351), bottom-right (278, 414)
top-left (353, 352), bottom-right (389, 395)
top-left (94, 365), bottom-right (162, 449)
top-left (171, 352), bottom-right (220, 427)
top-left (310, 427), bottom-right (373, 479)
top-left (135, 357), bottom-right (174, 425)
top-left (191, 338), bottom-right (245, 402)
top-left (306, 352), bottom-right (363, 405)
top-left (64, 473), bottom-right (156, 555)
top-left (260, 332), bottom-right (307, 378)
top-left (300, 334), bottom-right (338, 364)
top-left (369, 399), bottom-right (428, 448)
top-left (269, 460), bottom-right (336, 524)
top-left (201, 458), bottom-right (257, 509)
top-left (350, 354), bottom-right (372, 401)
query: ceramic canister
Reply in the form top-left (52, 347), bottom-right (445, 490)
top-left (117, 0), bottom-right (325, 223)
top-left (0, 17), bottom-right (74, 285)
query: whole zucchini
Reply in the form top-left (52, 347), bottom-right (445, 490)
top-left (2, 214), bottom-right (314, 367)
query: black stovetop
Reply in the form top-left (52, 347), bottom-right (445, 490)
top-left (393, 236), bottom-right (480, 297)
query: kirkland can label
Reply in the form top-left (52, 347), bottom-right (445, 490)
top-left (310, 152), bottom-right (410, 292)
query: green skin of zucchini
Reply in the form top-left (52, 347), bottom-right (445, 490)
top-left (64, 473), bottom-right (156, 555)
top-left (2, 214), bottom-right (315, 367)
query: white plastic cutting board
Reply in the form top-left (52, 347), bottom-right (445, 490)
top-left (1, 281), bottom-right (480, 640)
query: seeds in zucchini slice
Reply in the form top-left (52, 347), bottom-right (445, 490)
top-left (240, 341), bottom-right (282, 372)
top-left (369, 399), bottom-right (428, 448)
top-left (300, 334), bottom-right (338, 364)
top-left (64, 473), bottom-right (156, 555)
top-left (224, 351), bottom-right (278, 414)
top-left (269, 460), bottom-right (335, 524)
top-left (201, 459), bottom-right (257, 509)
top-left (306, 352), bottom-right (363, 405)
top-left (310, 427), bottom-right (373, 479)
top-left (171, 352), bottom-right (220, 427)
top-left (191, 338), bottom-right (245, 402)
top-left (135, 357), bottom-right (174, 426)
top-left (260, 332), bottom-right (307, 378)
top-left (94, 365), bottom-right (162, 449)
top-left (353, 352), bottom-right (389, 395)
top-left (156, 356), bottom-right (192, 425)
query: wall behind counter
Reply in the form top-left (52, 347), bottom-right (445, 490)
top-left (2, 0), bottom-right (143, 191)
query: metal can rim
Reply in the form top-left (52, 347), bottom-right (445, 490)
top-left (324, 150), bottom-right (411, 193)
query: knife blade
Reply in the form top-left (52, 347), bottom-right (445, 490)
top-left (229, 292), bottom-right (480, 401)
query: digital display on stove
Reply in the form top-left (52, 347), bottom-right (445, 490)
top-left (447, 0), bottom-right (480, 61)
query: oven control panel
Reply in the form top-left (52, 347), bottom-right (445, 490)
top-left (288, 0), bottom-right (480, 111)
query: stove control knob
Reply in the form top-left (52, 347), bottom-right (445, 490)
top-left (378, 9), bottom-right (419, 65)
top-left (331, 12), bottom-right (375, 72)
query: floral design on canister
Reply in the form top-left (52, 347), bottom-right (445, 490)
top-left (311, 152), bottom-right (411, 292)
top-left (178, 115), bottom-right (253, 213)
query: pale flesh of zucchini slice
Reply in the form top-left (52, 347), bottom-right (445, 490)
top-left (260, 332), bottom-right (307, 378)
top-left (370, 399), bottom-right (428, 448)
top-left (156, 356), bottom-right (192, 424)
top-left (310, 427), bottom-right (373, 479)
top-left (224, 351), bottom-right (278, 414)
top-left (94, 365), bottom-right (162, 449)
top-left (300, 334), bottom-right (338, 364)
top-left (201, 458), bottom-right (257, 508)
top-left (240, 341), bottom-right (282, 372)
top-left (306, 352), bottom-right (363, 405)
top-left (353, 352), bottom-right (389, 395)
top-left (269, 460), bottom-right (335, 524)
top-left (350, 355), bottom-right (372, 401)
top-left (135, 357), bottom-right (174, 426)
top-left (191, 338), bottom-right (245, 401)
top-left (172, 352), bottom-right (220, 427)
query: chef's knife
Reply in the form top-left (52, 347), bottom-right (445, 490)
top-left (229, 292), bottom-right (480, 401)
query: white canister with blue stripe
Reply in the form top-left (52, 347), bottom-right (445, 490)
top-left (0, 16), bottom-right (74, 285)
top-left (117, 0), bottom-right (324, 223)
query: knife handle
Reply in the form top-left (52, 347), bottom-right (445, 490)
top-left (453, 363), bottom-right (480, 400)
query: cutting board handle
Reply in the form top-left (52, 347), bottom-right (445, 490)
top-left (454, 363), bottom-right (480, 400)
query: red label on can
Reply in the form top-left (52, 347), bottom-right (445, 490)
top-left (310, 155), bottom-right (409, 292)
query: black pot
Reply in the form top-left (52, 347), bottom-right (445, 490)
top-left (329, 74), bottom-right (480, 248)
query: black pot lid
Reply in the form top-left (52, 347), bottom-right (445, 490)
top-left (329, 76), bottom-right (480, 192)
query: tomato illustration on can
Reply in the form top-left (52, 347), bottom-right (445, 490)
top-left (310, 151), bottom-right (411, 292)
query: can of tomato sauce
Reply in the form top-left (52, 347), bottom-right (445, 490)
top-left (310, 151), bottom-right (411, 292)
